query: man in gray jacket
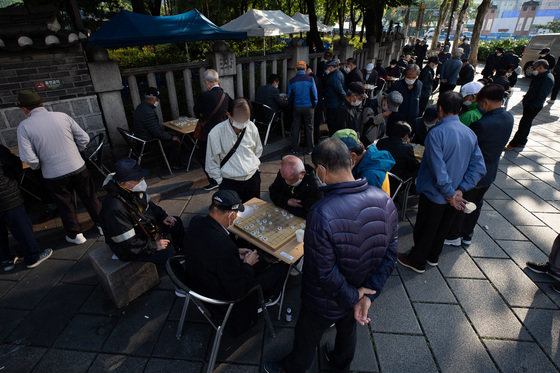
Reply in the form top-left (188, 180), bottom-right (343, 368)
top-left (440, 48), bottom-right (464, 93)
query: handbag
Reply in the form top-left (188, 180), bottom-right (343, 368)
top-left (193, 91), bottom-right (226, 140)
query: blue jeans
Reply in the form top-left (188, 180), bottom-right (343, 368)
top-left (0, 205), bottom-right (42, 265)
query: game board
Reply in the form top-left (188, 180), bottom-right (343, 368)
top-left (234, 203), bottom-right (306, 250)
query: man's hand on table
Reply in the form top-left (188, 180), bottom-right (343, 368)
top-left (243, 249), bottom-right (259, 266)
top-left (163, 216), bottom-right (177, 227)
top-left (446, 190), bottom-right (466, 211)
top-left (239, 248), bottom-right (252, 260)
top-left (287, 198), bottom-right (303, 208)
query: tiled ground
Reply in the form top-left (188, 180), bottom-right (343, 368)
top-left (1, 75), bottom-right (560, 372)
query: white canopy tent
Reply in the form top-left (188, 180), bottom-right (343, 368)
top-left (222, 9), bottom-right (310, 37)
top-left (292, 13), bottom-right (333, 33)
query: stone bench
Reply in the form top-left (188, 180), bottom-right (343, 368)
top-left (89, 244), bottom-right (160, 309)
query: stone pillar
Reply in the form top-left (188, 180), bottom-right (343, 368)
top-left (333, 37), bottom-right (354, 63)
top-left (87, 47), bottom-right (127, 155)
top-left (286, 38), bottom-right (309, 81)
top-left (208, 41), bottom-right (236, 98)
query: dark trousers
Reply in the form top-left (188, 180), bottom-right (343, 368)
top-left (220, 171), bottom-right (261, 203)
top-left (45, 168), bottom-right (101, 237)
top-left (147, 139), bottom-right (181, 166)
top-left (551, 73), bottom-right (560, 101)
top-left (549, 234), bottom-right (560, 273)
top-left (291, 107), bottom-right (314, 150)
top-left (446, 186), bottom-right (489, 241)
top-left (326, 107), bottom-right (340, 136)
top-left (0, 205), bottom-right (42, 265)
top-left (138, 216), bottom-right (184, 265)
top-left (408, 194), bottom-right (459, 269)
top-left (419, 96), bottom-right (429, 118)
top-left (283, 305), bottom-right (357, 373)
top-left (509, 105), bottom-right (542, 147)
top-left (255, 262), bottom-right (289, 299)
top-left (440, 83), bottom-right (456, 93)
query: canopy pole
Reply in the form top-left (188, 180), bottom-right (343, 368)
top-left (246, 39), bottom-right (249, 57)
top-left (185, 42), bottom-right (190, 61)
top-left (263, 37), bottom-right (266, 56)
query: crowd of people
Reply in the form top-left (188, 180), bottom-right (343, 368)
top-left (2, 36), bottom-right (560, 373)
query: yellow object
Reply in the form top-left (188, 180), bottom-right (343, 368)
top-left (382, 172), bottom-right (391, 195)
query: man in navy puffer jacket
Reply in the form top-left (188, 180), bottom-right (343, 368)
top-left (266, 138), bottom-right (398, 373)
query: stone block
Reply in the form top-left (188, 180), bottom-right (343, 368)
top-left (374, 333), bottom-right (438, 373)
top-left (84, 114), bottom-right (105, 131)
top-left (51, 101), bottom-right (73, 117)
top-left (90, 96), bottom-right (101, 113)
top-left (1, 128), bottom-right (18, 148)
top-left (512, 308), bottom-right (560, 366)
top-left (484, 340), bottom-right (558, 373)
top-left (32, 349), bottom-right (96, 373)
top-left (3, 107), bottom-right (26, 128)
top-left (71, 98), bottom-right (91, 116)
top-left (88, 244), bottom-right (160, 309)
top-left (88, 354), bottom-right (148, 373)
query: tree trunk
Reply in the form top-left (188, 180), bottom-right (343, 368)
top-left (430, 0), bottom-right (450, 51)
top-left (402, 5), bottom-right (411, 40)
top-left (306, 0), bottom-right (324, 52)
top-left (338, 0), bottom-right (346, 37)
top-left (469, 0), bottom-right (492, 66)
top-left (416, 3), bottom-right (425, 40)
top-left (445, 0), bottom-right (459, 46)
top-left (350, 0), bottom-right (356, 38)
top-left (364, 0), bottom-right (385, 42)
top-left (452, 0), bottom-right (470, 55)
top-left (131, 0), bottom-right (147, 14)
top-left (147, 0), bottom-right (161, 16)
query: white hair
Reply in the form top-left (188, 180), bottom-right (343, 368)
top-left (204, 69), bottom-right (219, 83)
top-left (281, 155), bottom-right (305, 174)
top-left (454, 48), bottom-right (464, 58)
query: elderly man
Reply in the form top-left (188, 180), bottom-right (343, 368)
top-left (185, 190), bottom-right (288, 335)
top-left (256, 74), bottom-right (288, 116)
top-left (459, 81), bottom-right (484, 126)
top-left (343, 58), bottom-right (363, 88)
top-left (194, 69), bottom-right (232, 191)
top-left (388, 64), bottom-right (423, 128)
top-left (362, 90), bottom-right (403, 145)
top-left (333, 82), bottom-right (365, 134)
top-left (132, 87), bottom-right (182, 169)
top-left (440, 48), bottom-right (464, 93)
top-left (526, 234), bottom-right (560, 294)
top-left (324, 59), bottom-right (346, 136)
top-left (507, 60), bottom-right (554, 150)
top-left (288, 61), bottom-right (318, 154)
top-left (16, 90), bottom-right (102, 245)
top-left (457, 57), bottom-right (475, 86)
top-left (206, 98), bottom-right (263, 202)
top-left (412, 106), bottom-right (438, 146)
top-left (482, 48), bottom-right (504, 79)
top-left (362, 63), bottom-right (378, 86)
top-left (100, 158), bottom-right (186, 264)
top-left (398, 92), bottom-right (486, 274)
top-left (269, 155), bottom-right (322, 218)
top-left (418, 56), bottom-right (439, 116)
top-left (265, 138), bottom-right (398, 373)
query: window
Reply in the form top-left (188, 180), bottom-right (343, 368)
top-left (531, 6), bottom-right (536, 10)
top-left (525, 18), bottom-right (533, 31)
top-left (517, 17), bottom-right (524, 31)
top-left (487, 19), bottom-right (493, 31)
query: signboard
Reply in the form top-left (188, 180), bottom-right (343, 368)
top-left (34, 80), bottom-right (62, 91)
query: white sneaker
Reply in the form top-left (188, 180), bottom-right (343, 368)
top-left (444, 238), bottom-right (461, 246)
top-left (97, 226), bottom-right (104, 236)
top-left (65, 233), bottom-right (87, 245)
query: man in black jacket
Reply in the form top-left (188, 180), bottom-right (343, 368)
top-left (193, 69), bottom-right (233, 190)
top-left (132, 87), bottom-right (182, 169)
top-left (0, 145), bottom-right (52, 271)
top-left (343, 58), bottom-right (364, 89)
top-left (255, 74), bottom-right (288, 115)
top-left (418, 57), bottom-right (438, 116)
top-left (507, 60), bottom-right (554, 149)
top-left (333, 82), bottom-right (365, 134)
top-left (457, 57), bottom-right (475, 86)
top-left (538, 48), bottom-right (556, 71)
top-left (388, 64), bottom-right (423, 128)
top-left (184, 190), bottom-right (288, 334)
top-left (549, 56), bottom-right (560, 103)
top-left (482, 48), bottom-right (504, 78)
top-left (445, 84), bottom-right (513, 247)
top-left (269, 155), bottom-right (322, 218)
top-left (100, 158), bottom-right (186, 264)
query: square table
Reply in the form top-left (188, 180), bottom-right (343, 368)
top-left (162, 117), bottom-right (199, 171)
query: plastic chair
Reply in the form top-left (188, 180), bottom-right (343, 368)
top-left (251, 102), bottom-right (279, 146)
top-left (82, 133), bottom-right (110, 177)
top-left (166, 255), bottom-right (276, 373)
top-left (117, 127), bottom-right (172, 176)
top-left (388, 172), bottom-right (414, 221)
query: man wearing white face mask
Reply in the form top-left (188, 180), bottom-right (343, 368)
top-left (206, 98), bottom-right (263, 202)
top-left (343, 58), bottom-right (363, 89)
top-left (100, 158), bottom-right (184, 264)
top-left (333, 82), bottom-right (366, 134)
top-left (387, 64), bottom-right (422, 129)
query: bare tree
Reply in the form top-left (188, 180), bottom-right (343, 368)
top-left (402, 5), bottom-right (411, 40)
top-left (444, 0), bottom-right (459, 46)
top-left (469, 0), bottom-right (492, 66)
top-left (306, 0), bottom-right (324, 51)
top-left (338, 0), bottom-right (347, 37)
top-left (430, 0), bottom-right (450, 51)
top-left (452, 0), bottom-right (470, 55)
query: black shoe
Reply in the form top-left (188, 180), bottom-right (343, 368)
top-left (552, 282), bottom-right (560, 294)
top-left (203, 182), bottom-right (219, 191)
top-left (397, 253), bottom-right (425, 273)
top-left (26, 248), bottom-right (53, 269)
top-left (526, 261), bottom-right (560, 281)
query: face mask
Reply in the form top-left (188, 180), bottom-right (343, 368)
top-left (497, 53), bottom-right (502, 56)
top-left (227, 212), bottom-right (236, 230)
top-left (317, 166), bottom-right (327, 187)
top-left (539, 54), bottom-right (545, 58)
top-left (532, 70), bottom-right (539, 76)
top-left (464, 100), bottom-right (472, 106)
top-left (288, 178), bottom-right (303, 187)
top-left (506, 72), bottom-right (512, 77)
top-left (390, 64), bottom-right (396, 68)
top-left (351, 100), bottom-right (362, 107)
top-left (383, 103), bottom-right (389, 111)
top-left (405, 78), bottom-right (417, 85)
top-left (343, 66), bottom-right (351, 73)
top-left (325, 69), bottom-right (331, 75)
top-left (153, 101), bottom-right (160, 108)
top-left (425, 122), bottom-right (436, 129)
top-left (232, 119), bottom-right (249, 129)
top-left (131, 179), bottom-right (147, 192)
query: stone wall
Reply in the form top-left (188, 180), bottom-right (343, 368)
top-left (0, 45), bottom-right (94, 108)
top-left (0, 95), bottom-right (105, 148)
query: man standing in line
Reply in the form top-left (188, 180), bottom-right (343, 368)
top-left (288, 61), bottom-right (318, 154)
top-left (324, 59), bottom-right (346, 136)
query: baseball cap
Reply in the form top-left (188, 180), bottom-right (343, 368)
top-left (348, 82), bottom-right (365, 95)
top-left (326, 60), bottom-right (337, 68)
top-left (365, 63), bottom-right (374, 72)
top-left (144, 87), bottom-right (160, 98)
top-left (114, 158), bottom-right (150, 182)
top-left (423, 107), bottom-right (438, 122)
top-left (17, 90), bottom-right (43, 107)
top-left (296, 61), bottom-right (307, 70)
top-left (331, 129), bottom-right (360, 150)
top-left (385, 91), bottom-right (403, 112)
top-left (540, 48), bottom-right (550, 54)
top-left (212, 190), bottom-right (245, 212)
top-left (460, 81), bottom-right (484, 97)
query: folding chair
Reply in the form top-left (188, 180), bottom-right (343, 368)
top-left (166, 255), bottom-right (275, 373)
top-left (117, 127), bottom-right (172, 176)
top-left (388, 172), bottom-right (414, 221)
top-left (82, 133), bottom-right (110, 177)
top-left (251, 102), bottom-right (279, 146)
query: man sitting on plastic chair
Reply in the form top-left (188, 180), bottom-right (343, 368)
top-left (184, 190), bottom-right (288, 336)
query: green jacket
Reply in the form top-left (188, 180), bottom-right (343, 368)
top-left (459, 103), bottom-right (484, 127)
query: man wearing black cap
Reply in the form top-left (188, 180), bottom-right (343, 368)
top-left (539, 48), bottom-right (556, 71)
top-left (412, 106), bottom-right (438, 145)
top-left (100, 158), bottom-right (184, 264)
top-left (16, 90), bottom-right (102, 246)
top-left (184, 189), bottom-right (288, 334)
top-left (457, 57), bottom-right (475, 86)
top-left (333, 82), bottom-right (366, 134)
top-left (418, 56), bottom-right (439, 116)
top-left (324, 59), bottom-right (347, 135)
top-left (132, 87), bottom-right (183, 170)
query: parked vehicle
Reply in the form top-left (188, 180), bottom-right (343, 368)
top-left (520, 33), bottom-right (560, 77)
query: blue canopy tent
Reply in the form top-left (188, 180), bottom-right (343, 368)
top-left (89, 9), bottom-right (247, 48)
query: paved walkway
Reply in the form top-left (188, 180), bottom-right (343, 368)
top-left (1, 76), bottom-right (560, 372)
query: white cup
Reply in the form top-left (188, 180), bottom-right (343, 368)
top-left (464, 201), bottom-right (477, 214)
top-left (295, 229), bottom-right (305, 243)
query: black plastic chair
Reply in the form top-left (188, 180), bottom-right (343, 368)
top-left (117, 127), bottom-right (172, 176)
top-left (82, 133), bottom-right (110, 177)
top-left (166, 255), bottom-right (275, 373)
top-left (388, 172), bottom-right (414, 221)
top-left (251, 101), bottom-right (280, 146)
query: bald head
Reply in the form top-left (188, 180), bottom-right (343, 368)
top-left (280, 155), bottom-right (305, 185)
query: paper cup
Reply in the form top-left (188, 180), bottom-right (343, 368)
top-left (295, 229), bottom-right (305, 243)
top-left (464, 202), bottom-right (477, 214)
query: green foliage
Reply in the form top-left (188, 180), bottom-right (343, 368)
top-left (534, 20), bottom-right (560, 33)
top-left (476, 38), bottom-right (529, 62)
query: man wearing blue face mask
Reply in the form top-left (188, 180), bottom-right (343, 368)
top-left (206, 98), bottom-right (263, 202)
top-left (100, 158), bottom-right (185, 264)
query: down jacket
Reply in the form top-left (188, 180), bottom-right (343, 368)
top-left (301, 178), bottom-right (399, 320)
